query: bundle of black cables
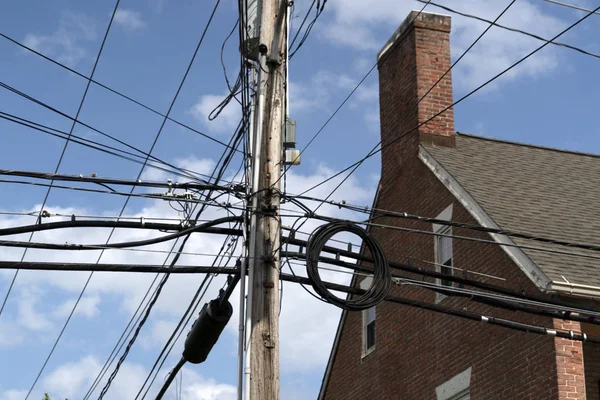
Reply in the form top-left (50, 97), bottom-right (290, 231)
top-left (306, 221), bottom-right (391, 311)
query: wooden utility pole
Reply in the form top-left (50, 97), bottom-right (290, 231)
top-left (248, 0), bottom-right (286, 399)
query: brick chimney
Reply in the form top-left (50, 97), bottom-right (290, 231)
top-left (377, 11), bottom-right (454, 182)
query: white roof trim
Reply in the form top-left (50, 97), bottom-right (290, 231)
top-left (419, 146), bottom-right (551, 291)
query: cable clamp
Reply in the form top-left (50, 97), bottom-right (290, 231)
top-left (547, 329), bottom-right (557, 336)
top-left (570, 330), bottom-right (574, 340)
top-left (261, 204), bottom-right (277, 216)
top-left (140, 217), bottom-right (145, 227)
top-left (583, 333), bottom-right (588, 342)
top-left (481, 316), bottom-right (490, 323)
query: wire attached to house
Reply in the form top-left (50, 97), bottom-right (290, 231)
top-left (306, 221), bottom-right (390, 310)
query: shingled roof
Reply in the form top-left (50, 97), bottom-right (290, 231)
top-left (421, 133), bottom-right (600, 291)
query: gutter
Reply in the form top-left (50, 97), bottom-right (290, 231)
top-left (548, 281), bottom-right (600, 299)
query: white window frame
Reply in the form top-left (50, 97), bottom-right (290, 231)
top-left (360, 276), bottom-right (376, 357)
top-left (436, 367), bottom-right (471, 400)
top-left (433, 204), bottom-right (453, 304)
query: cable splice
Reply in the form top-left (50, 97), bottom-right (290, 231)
top-left (306, 221), bottom-right (390, 311)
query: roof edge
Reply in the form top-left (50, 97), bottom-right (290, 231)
top-left (419, 146), bottom-right (552, 291)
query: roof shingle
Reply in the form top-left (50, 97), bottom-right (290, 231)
top-left (423, 133), bottom-right (600, 288)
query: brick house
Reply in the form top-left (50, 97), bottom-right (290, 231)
top-left (318, 11), bottom-right (600, 400)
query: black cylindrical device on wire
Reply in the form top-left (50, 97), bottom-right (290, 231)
top-left (183, 298), bottom-right (233, 364)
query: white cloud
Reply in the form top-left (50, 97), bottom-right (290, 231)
top-left (181, 368), bottom-right (237, 400)
top-left (0, 355), bottom-right (236, 400)
top-left (189, 93), bottom-right (242, 135)
top-left (16, 287), bottom-right (53, 331)
top-left (23, 11), bottom-right (97, 67)
top-left (114, 9), bottom-right (146, 31)
top-left (0, 389), bottom-right (28, 400)
top-left (0, 156), bottom-right (375, 396)
top-left (42, 355), bottom-right (101, 399)
top-left (321, 0), bottom-right (570, 88)
top-left (53, 294), bottom-right (101, 319)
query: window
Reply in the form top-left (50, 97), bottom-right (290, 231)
top-left (436, 225), bottom-right (453, 287)
top-left (363, 306), bottom-right (376, 353)
top-left (436, 367), bottom-right (471, 400)
top-left (361, 276), bottom-right (376, 356)
top-left (433, 205), bottom-right (454, 303)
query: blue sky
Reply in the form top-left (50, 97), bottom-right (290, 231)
top-left (0, 0), bottom-right (599, 399)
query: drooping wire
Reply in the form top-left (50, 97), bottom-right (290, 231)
top-left (0, 32), bottom-right (242, 152)
top-left (21, 1), bottom-right (123, 397)
top-left (0, 111), bottom-right (211, 182)
top-left (296, 2), bottom-right (599, 207)
top-left (96, 2), bottom-right (227, 397)
top-left (418, 0), bottom-right (600, 60)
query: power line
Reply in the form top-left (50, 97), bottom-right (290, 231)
top-left (282, 236), bottom-right (600, 314)
top-left (278, 272), bottom-right (600, 343)
top-left (0, 217), bottom-right (241, 251)
top-left (418, 0), bottom-right (600, 60)
top-left (96, 3), bottom-right (232, 396)
top-left (0, 112), bottom-right (211, 183)
top-left (0, 86), bottom-right (211, 182)
top-left (297, 3), bottom-right (600, 202)
top-left (21, 1), bottom-right (122, 396)
top-left (290, 194), bottom-right (600, 254)
top-left (541, 0), bottom-right (600, 15)
top-left (0, 261), bottom-right (238, 274)
top-left (0, 169), bottom-right (240, 191)
top-left (277, 1), bottom-right (433, 185)
top-left (135, 236), bottom-right (238, 399)
top-left (0, 178), bottom-right (243, 208)
top-left (1, 0), bottom-right (121, 320)
top-left (24, 1), bottom-right (226, 394)
top-left (301, 0), bottom-right (517, 214)
top-left (0, 34), bottom-right (242, 153)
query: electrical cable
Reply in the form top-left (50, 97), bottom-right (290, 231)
top-left (20, 2), bottom-right (122, 396)
top-left (290, 194), bottom-right (600, 254)
top-left (23, 1), bottom-right (226, 395)
top-left (0, 178), bottom-right (244, 210)
top-left (418, 0), bottom-right (600, 60)
top-left (0, 33), bottom-right (242, 153)
top-left (296, 0), bottom-right (517, 215)
top-left (306, 221), bottom-right (390, 310)
top-left (283, 235), bottom-right (600, 315)
top-left (541, 0), bottom-right (600, 15)
top-left (276, 1), bottom-right (433, 186)
top-left (0, 218), bottom-right (240, 238)
top-left (295, 3), bottom-right (600, 206)
top-left (279, 272), bottom-right (600, 344)
top-left (0, 111), bottom-right (210, 182)
top-left (154, 357), bottom-right (186, 400)
top-left (0, 261), bottom-right (239, 274)
top-left (0, 168), bottom-right (238, 191)
top-left (0, 82), bottom-right (212, 182)
top-left (135, 233), bottom-right (240, 398)
top-left (288, 1), bottom-right (326, 59)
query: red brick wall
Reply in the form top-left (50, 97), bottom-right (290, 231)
top-left (584, 342), bottom-right (600, 400)
top-left (554, 319), bottom-right (586, 399)
top-left (321, 150), bottom-right (561, 399)
top-left (320, 11), bottom-right (575, 400)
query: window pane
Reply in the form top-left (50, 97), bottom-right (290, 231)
top-left (366, 321), bottom-right (376, 349)
top-left (366, 306), bottom-right (375, 323)
top-left (441, 258), bottom-right (452, 287)
top-left (439, 235), bottom-right (452, 262)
